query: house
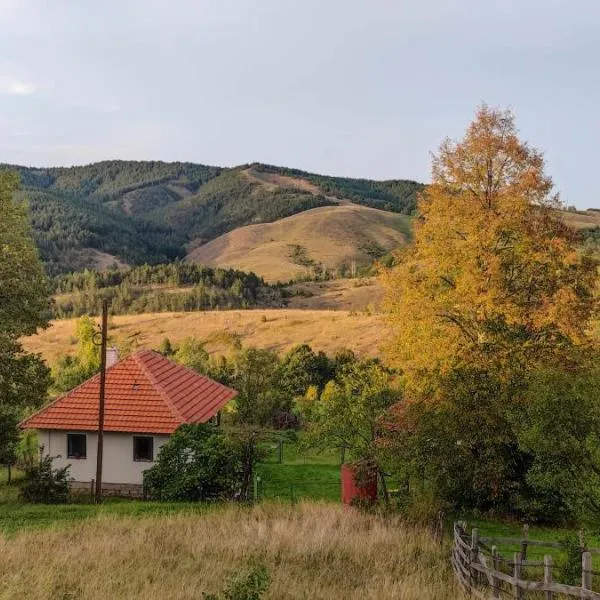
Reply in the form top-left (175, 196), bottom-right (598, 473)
top-left (20, 349), bottom-right (238, 496)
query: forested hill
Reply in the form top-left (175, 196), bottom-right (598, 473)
top-left (2, 160), bottom-right (424, 275)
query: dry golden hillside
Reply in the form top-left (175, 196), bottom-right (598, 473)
top-left (560, 208), bottom-right (600, 229)
top-left (187, 204), bottom-right (411, 283)
top-left (23, 309), bottom-right (387, 366)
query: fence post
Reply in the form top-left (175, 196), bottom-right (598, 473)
top-left (491, 546), bottom-right (500, 599)
top-left (278, 440), bottom-right (283, 464)
top-left (543, 554), bottom-right (553, 600)
top-left (521, 524), bottom-right (529, 560)
top-left (582, 551), bottom-right (592, 591)
top-left (513, 552), bottom-right (523, 600)
top-left (90, 479), bottom-right (95, 501)
top-left (470, 528), bottom-right (479, 588)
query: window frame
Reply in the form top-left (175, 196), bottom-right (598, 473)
top-left (66, 433), bottom-right (87, 459)
top-left (132, 436), bottom-right (154, 462)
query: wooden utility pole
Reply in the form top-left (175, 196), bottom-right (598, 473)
top-left (94, 299), bottom-right (109, 504)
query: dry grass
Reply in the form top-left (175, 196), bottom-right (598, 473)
top-left (559, 208), bottom-right (600, 230)
top-left (23, 309), bottom-right (388, 365)
top-left (187, 204), bottom-right (410, 283)
top-left (286, 278), bottom-right (385, 311)
top-left (0, 502), bottom-right (465, 600)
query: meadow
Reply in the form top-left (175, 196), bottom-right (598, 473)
top-left (0, 503), bottom-right (465, 600)
top-left (23, 309), bottom-right (387, 365)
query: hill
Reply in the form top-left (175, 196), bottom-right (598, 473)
top-left (2, 160), bottom-right (424, 275)
top-left (187, 203), bottom-right (412, 282)
top-left (22, 309), bottom-right (387, 366)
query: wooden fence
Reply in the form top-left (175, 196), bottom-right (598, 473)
top-left (452, 521), bottom-right (600, 599)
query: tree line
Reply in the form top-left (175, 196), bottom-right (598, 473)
top-left (51, 263), bottom-right (284, 318)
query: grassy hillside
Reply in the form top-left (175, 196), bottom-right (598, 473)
top-left (22, 309), bottom-right (386, 366)
top-left (187, 203), bottom-right (412, 282)
top-left (3, 160), bottom-right (424, 274)
top-left (0, 503), bottom-right (462, 600)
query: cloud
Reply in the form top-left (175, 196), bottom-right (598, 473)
top-left (5, 80), bottom-right (36, 95)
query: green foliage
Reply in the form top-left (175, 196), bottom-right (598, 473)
top-left (51, 263), bottom-right (281, 317)
top-left (0, 172), bottom-right (51, 335)
top-left (155, 168), bottom-right (334, 243)
top-left (21, 455), bottom-right (71, 504)
top-left (278, 344), bottom-right (332, 398)
top-left (228, 348), bottom-right (290, 427)
top-left (558, 532), bottom-right (585, 585)
top-left (257, 163), bottom-right (423, 214)
top-left (16, 430), bottom-right (39, 471)
top-left (26, 189), bottom-right (182, 276)
top-left (158, 337), bottom-right (175, 357)
top-left (303, 357), bottom-right (400, 464)
top-left (203, 564), bottom-right (270, 600)
top-left (144, 424), bottom-right (241, 501)
top-left (174, 338), bottom-right (210, 373)
top-left (0, 171), bottom-right (52, 467)
top-left (514, 367), bottom-right (600, 520)
top-left (52, 316), bottom-right (100, 393)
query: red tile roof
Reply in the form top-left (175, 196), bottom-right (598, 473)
top-left (20, 350), bottom-right (237, 434)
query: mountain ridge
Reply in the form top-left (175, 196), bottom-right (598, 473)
top-left (2, 160), bottom-right (424, 275)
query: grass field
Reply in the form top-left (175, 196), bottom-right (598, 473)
top-left (0, 502), bottom-right (465, 600)
top-left (22, 309), bottom-right (387, 366)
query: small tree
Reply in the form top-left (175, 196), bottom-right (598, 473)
top-left (174, 337), bottom-right (209, 373)
top-left (303, 359), bottom-right (400, 497)
top-left (144, 424), bottom-right (241, 501)
top-left (229, 348), bottom-right (289, 426)
top-left (21, 455), bottom-right (71, 504)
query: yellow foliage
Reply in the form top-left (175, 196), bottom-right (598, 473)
top-left (383, 105), bottom-right (599, 393)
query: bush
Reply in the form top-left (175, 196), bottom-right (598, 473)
top-left (21, 455), bottom-right (71, 504)
top-left (144, 424), bottom-right (241, 501)
top-left (203, 564), bottom-right (270, 600)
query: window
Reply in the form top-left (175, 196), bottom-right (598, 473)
top-left (133, 436), bottom-right (154, 462)
top-left (67, 433), bottom-right (87, 459)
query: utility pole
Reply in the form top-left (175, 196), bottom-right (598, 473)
top-left (94, 299), bottom-right (109, 504)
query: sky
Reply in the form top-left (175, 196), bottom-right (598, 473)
top-left (0, 0), bottom-right (598, 208)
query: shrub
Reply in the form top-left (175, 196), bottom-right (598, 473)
top-left (203, 564), bottom-right (270, 600)
top-left (21, 455), bottom-right (71, 504)
top-left (144, 424), bottom-right (241, 501)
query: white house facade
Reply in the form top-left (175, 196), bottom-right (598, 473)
top-left (37, 430), bottom-right (171, 486)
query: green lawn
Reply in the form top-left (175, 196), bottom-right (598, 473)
top-left (256, 435), bottom-right (341, 502)
top-left (0, 437), bottom-right (342, 534)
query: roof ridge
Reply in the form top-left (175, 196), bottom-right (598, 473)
top-left (133, 351), bottom-right (186, 425)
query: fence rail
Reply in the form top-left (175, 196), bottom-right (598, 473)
top-left (452, 521), bottom-right (600, 599)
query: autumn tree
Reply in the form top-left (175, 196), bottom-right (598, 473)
top-left (382, 107), bottom-right (599, 518)
top-left (383, 105), bottom-right (598, 392)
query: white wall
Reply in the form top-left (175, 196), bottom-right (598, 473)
top-left (37, 430), bottom-right (170, 485)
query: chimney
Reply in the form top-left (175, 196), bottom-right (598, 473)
top-left (106, 347), bottom-right (119, 369)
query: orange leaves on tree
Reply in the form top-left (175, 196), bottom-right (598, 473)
top-left (382, 105), bottom-right (598, 393)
